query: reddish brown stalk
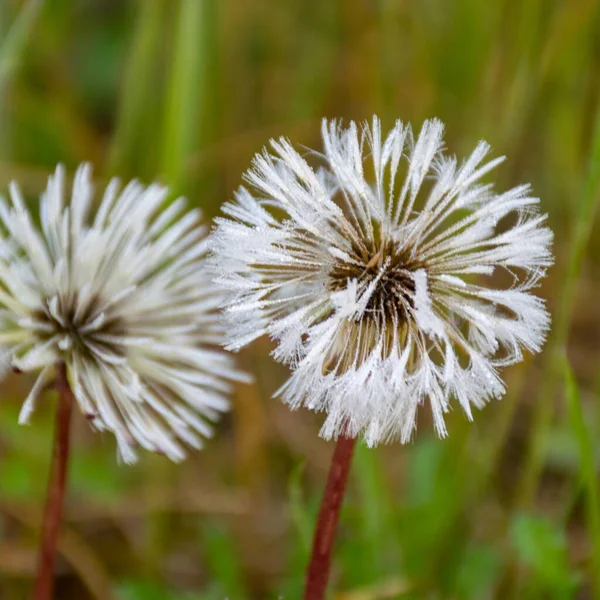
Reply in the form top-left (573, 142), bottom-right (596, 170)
top-left (303, 432), bottom-right (357, 600)
top-left (32, 362), bottom-right (74, 600)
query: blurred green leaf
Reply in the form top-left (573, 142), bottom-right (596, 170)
top-left (511, 514), bottom-right (580, 598)
top-left (279, 463), bottom-right (321, 599)
top-left (0, 402), bottom-right (53, 458)
top-left (405, 437), bottom-right (445, 505)
top-left (353, 443), bottom-right (400, 580)
top-left (70, 451), bottom-right (128, 501)
top-left (543, 425), bottom-right (579, 470)
top-left (116, 578), bottom-right (205, 600)
top-left (0, 0), bottom-right (43, 87)
top-left (0, 452), bottom-right (46, 498)
top-left (288, 459), bottom-right (312, 553)
top-left (563, 355), bottom-right (600, 598)
top-left (452, 544), bottom-right (502, 600)
top-left (199, 520), bottom-right (246, 599)
top-left (117, 579), bottom-right (170, 600)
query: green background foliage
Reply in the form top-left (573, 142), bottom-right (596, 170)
top-left (0, 0), bottom-right (600, 598)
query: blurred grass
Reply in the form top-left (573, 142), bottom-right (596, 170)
top-left (563, 355), bottom-right (600, 598)
top-left (0, 0), bottom-right (600, 599)
top-left (108, 0), bottom-right (166, 180)
top-left (160, 0), bottom-right (215, 194)
top-left (0, 0), bottom-right (41, 86)
top-left (517, 77), bottom-right (600, 513)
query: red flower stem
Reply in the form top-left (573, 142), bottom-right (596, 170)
top-left (32, 361), bottom-right (74, 600)
top-left (303, 432), bottom-right (357, 600)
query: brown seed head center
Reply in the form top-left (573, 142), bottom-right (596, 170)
top-left (328, 239), bottom-right (421, 324)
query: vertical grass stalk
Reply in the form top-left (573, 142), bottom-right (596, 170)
top-left (108, 0), bottom-right (166, 178)
top-left (161, 0), bottom-right (215, 193)
top-left (517, 93), bottom-right (600, 508)
top-left (0, 0), bottom-right (43, 86)
top-left (563, 356), bottom-right (600, 599)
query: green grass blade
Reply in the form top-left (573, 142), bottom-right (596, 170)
top-left (518, 92), bottom-right (600, 508)
top-left (562, 354), bottom-right (600, 598)
top-left (199, 521), bottom-right (246, 599)
top-left (554, 115), bottom-right (600, 342)
top-left (108, 0), bottom-right (167, 178)
top-left (288, 460), bottom-right (312, 554)
top-left (161, 0), bottom-right (217, 194)
top-left (353, 444), bottom-right (399, 580)
top-left (0, 0), bottom-right (43, 87)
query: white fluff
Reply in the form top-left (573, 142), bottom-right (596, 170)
top-left (0, 164), bottom-right (248, 463)
top-left (211, 117), bottom-right (553, 445)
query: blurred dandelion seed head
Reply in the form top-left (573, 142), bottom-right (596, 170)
top-left (0, 164), bottom-right (247, 463)
top-left (212, 116), bottom-right (554, 445)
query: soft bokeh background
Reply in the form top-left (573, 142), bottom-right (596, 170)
top-left (0, 0), bottom-right (599, 598)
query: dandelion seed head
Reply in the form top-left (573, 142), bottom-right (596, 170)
top-left (0, 164), bottom-right (247, 462)
top-left (212, 117), bottom-right (553, 444)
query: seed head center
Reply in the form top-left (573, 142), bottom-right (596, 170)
top-left (34, 293), bottom-right (125, 357)
top-left (329, 241), bottom-right (420, 323)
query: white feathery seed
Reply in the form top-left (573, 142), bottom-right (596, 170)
top-left (0, 164), bottom-right (248, 463)
top-left (211, 116), bottom-right (553, 445)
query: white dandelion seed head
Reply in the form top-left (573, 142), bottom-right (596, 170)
top-left (211, 116), bottom-right (553, 445)
top-left (0, 164), bottom-right (248, 463)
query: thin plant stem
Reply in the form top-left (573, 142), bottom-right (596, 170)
top-left (32, 361), bottom-right (74, 600)
top-left (304, 432), bottom-right (357, 600)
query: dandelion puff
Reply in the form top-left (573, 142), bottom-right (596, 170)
top-left (211, 116), bottom-right (554, 444)
top-left (0, 164), bottom-right (248, 463)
